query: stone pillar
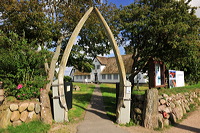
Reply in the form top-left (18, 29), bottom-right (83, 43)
top-left (118, 80), bottom-right (132, 124)
top-left (143, 89), bottom-right (158, 129)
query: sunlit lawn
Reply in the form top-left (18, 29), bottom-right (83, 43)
top-left (0, 121), bottom-right (50, 133)
top-left (158, 82), bottom-right (200, 95)
top-left (68, 83), bottom-right (95, 123)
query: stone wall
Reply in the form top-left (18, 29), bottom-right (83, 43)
top-left (131, 94), bottom-right (145, 125)
top-left (131, 90), bottom-right (200, 129)
top-left (0, 100), bottom-right (41, 128)
top-left (157, 91), bottom-right (200, 128)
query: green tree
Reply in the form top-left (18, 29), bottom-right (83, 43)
top-left (117, 0), bottom-right (200, 85)
top-left (0, 31), bottom-right (48, 99)
top-left (0, 0), bottom-right (118, 124)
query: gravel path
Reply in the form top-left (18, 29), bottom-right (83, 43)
top-left (76, 84), bottom-right (129, 133)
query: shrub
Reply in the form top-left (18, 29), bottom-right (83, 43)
top-left (64, 76), bottom-right (72, 82)
top-left (6, 76), bottom-right (48, 100)
top-left (0, 31), bottom-right (50, 100)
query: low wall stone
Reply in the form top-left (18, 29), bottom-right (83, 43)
top-left (0, 100), bottom-right (41, 128)
top-left (157, 91), bottom-right (200, 128)
top-left (131, 94), bottom-right (145, 125)
top-left (131, 90), bottom-right (200, 129)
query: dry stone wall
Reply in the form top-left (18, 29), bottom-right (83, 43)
top-left (131, 90), bottom-right (200, 129)
top-left (0, 100), bottom-right (41, 128)
top-left (131, 94), bottom-right (145, 125)
top-left (157, 91), bottom-right (200, 128)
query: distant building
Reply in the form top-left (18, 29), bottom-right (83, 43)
top-left (55, 66), bottom-right (74, 77)
top-left (72, 54), bottom-right (148, 84)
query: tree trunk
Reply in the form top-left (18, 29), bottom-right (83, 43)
top-left (40, 36), bottom-right (64, 125)
top-left (40, 89), bottom-right (53, 125)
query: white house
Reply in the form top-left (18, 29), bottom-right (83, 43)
top-left (73, 54), bottom-right (148, 84)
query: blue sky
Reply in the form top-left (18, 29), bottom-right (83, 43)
top-left (107, 0), bottom-right (134, 6)
top-left (105, 0), bottom-right (135, 57)
top-left (107, 0), bottom-right (200, 17)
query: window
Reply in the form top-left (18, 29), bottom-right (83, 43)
top-left (88, 75), bottom-right (90, 79)
top-left (114, 74), bottom-right (118, 80)
top-left (76, 76), bottom-right (79, 79)
top-left (80, 76), bottom-right (82, 79)
top-left (102, 74), bottom-right (106, 79)
top-left (84, 75), bottom-right (86, 79)
top-left (97, 65), bottom-right (100, 69)
top-left (107, 74), bottom-right (112, 80)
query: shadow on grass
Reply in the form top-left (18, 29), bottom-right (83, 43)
top-left (100, 86), bottom-right (117, 122)
top-left (73, 93), bottom-right (93, 105)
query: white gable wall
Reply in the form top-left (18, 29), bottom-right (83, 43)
top-left (73, 57), bottom-right (148, 84)
top-left (74, 75), bottom-right (91, 83)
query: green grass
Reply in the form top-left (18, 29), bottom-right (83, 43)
top-left (100, 83), bottom-right (116, 122)
top-left (132, 84), bottom-right (148, 95)
top-left (132, 82), bottom-right (200, 96)
top-left (158, 82), bottom-right (200, 95)
top-left (0, 121), bottom-right (50, 133)
top-left (68, 83), bottom-right (95, 123)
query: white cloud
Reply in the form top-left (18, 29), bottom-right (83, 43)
top-left (190, 0), bottom-right (200, 18)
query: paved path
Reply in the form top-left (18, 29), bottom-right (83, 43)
top-left (77, 84), bottom-right (129, 133)
top-left (163, 106), bottom-right (200, 133)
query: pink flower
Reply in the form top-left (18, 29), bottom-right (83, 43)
top-left (33, 92), bottom-right (36, 94)
top-left (22, 94), bottom-right (26, 96)
top-left (17, 95), bottom-right (20, 97)
top-left (17, 84), bottom-right (23, 89)
top-left (40, 88), bottom-right (44, 92)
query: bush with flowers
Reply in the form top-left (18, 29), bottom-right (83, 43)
top-left (0, 32), bottom-right (50, 100)
top-left (5, 76), bottom-right (48, 100)
top-left (14, 84), bottom-right (40, 100)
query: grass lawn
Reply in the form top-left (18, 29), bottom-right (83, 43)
top-left (158, 82), bottom-right (200, 95)
top-left (100, 83), bottom-right (116, 122)
top-left (68, 83), bottom-right (95, 123)
top-left (0, 121), bottom-right (50, 133)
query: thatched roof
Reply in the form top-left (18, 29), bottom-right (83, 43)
top-left (100, 54), bottom-right (133, 74)
top-left (73, 54), bottom-right (134, 75)
top-left (96, 56), bottom-right (108, 65)
top-left (73, 70), bottom-right (90, 76)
